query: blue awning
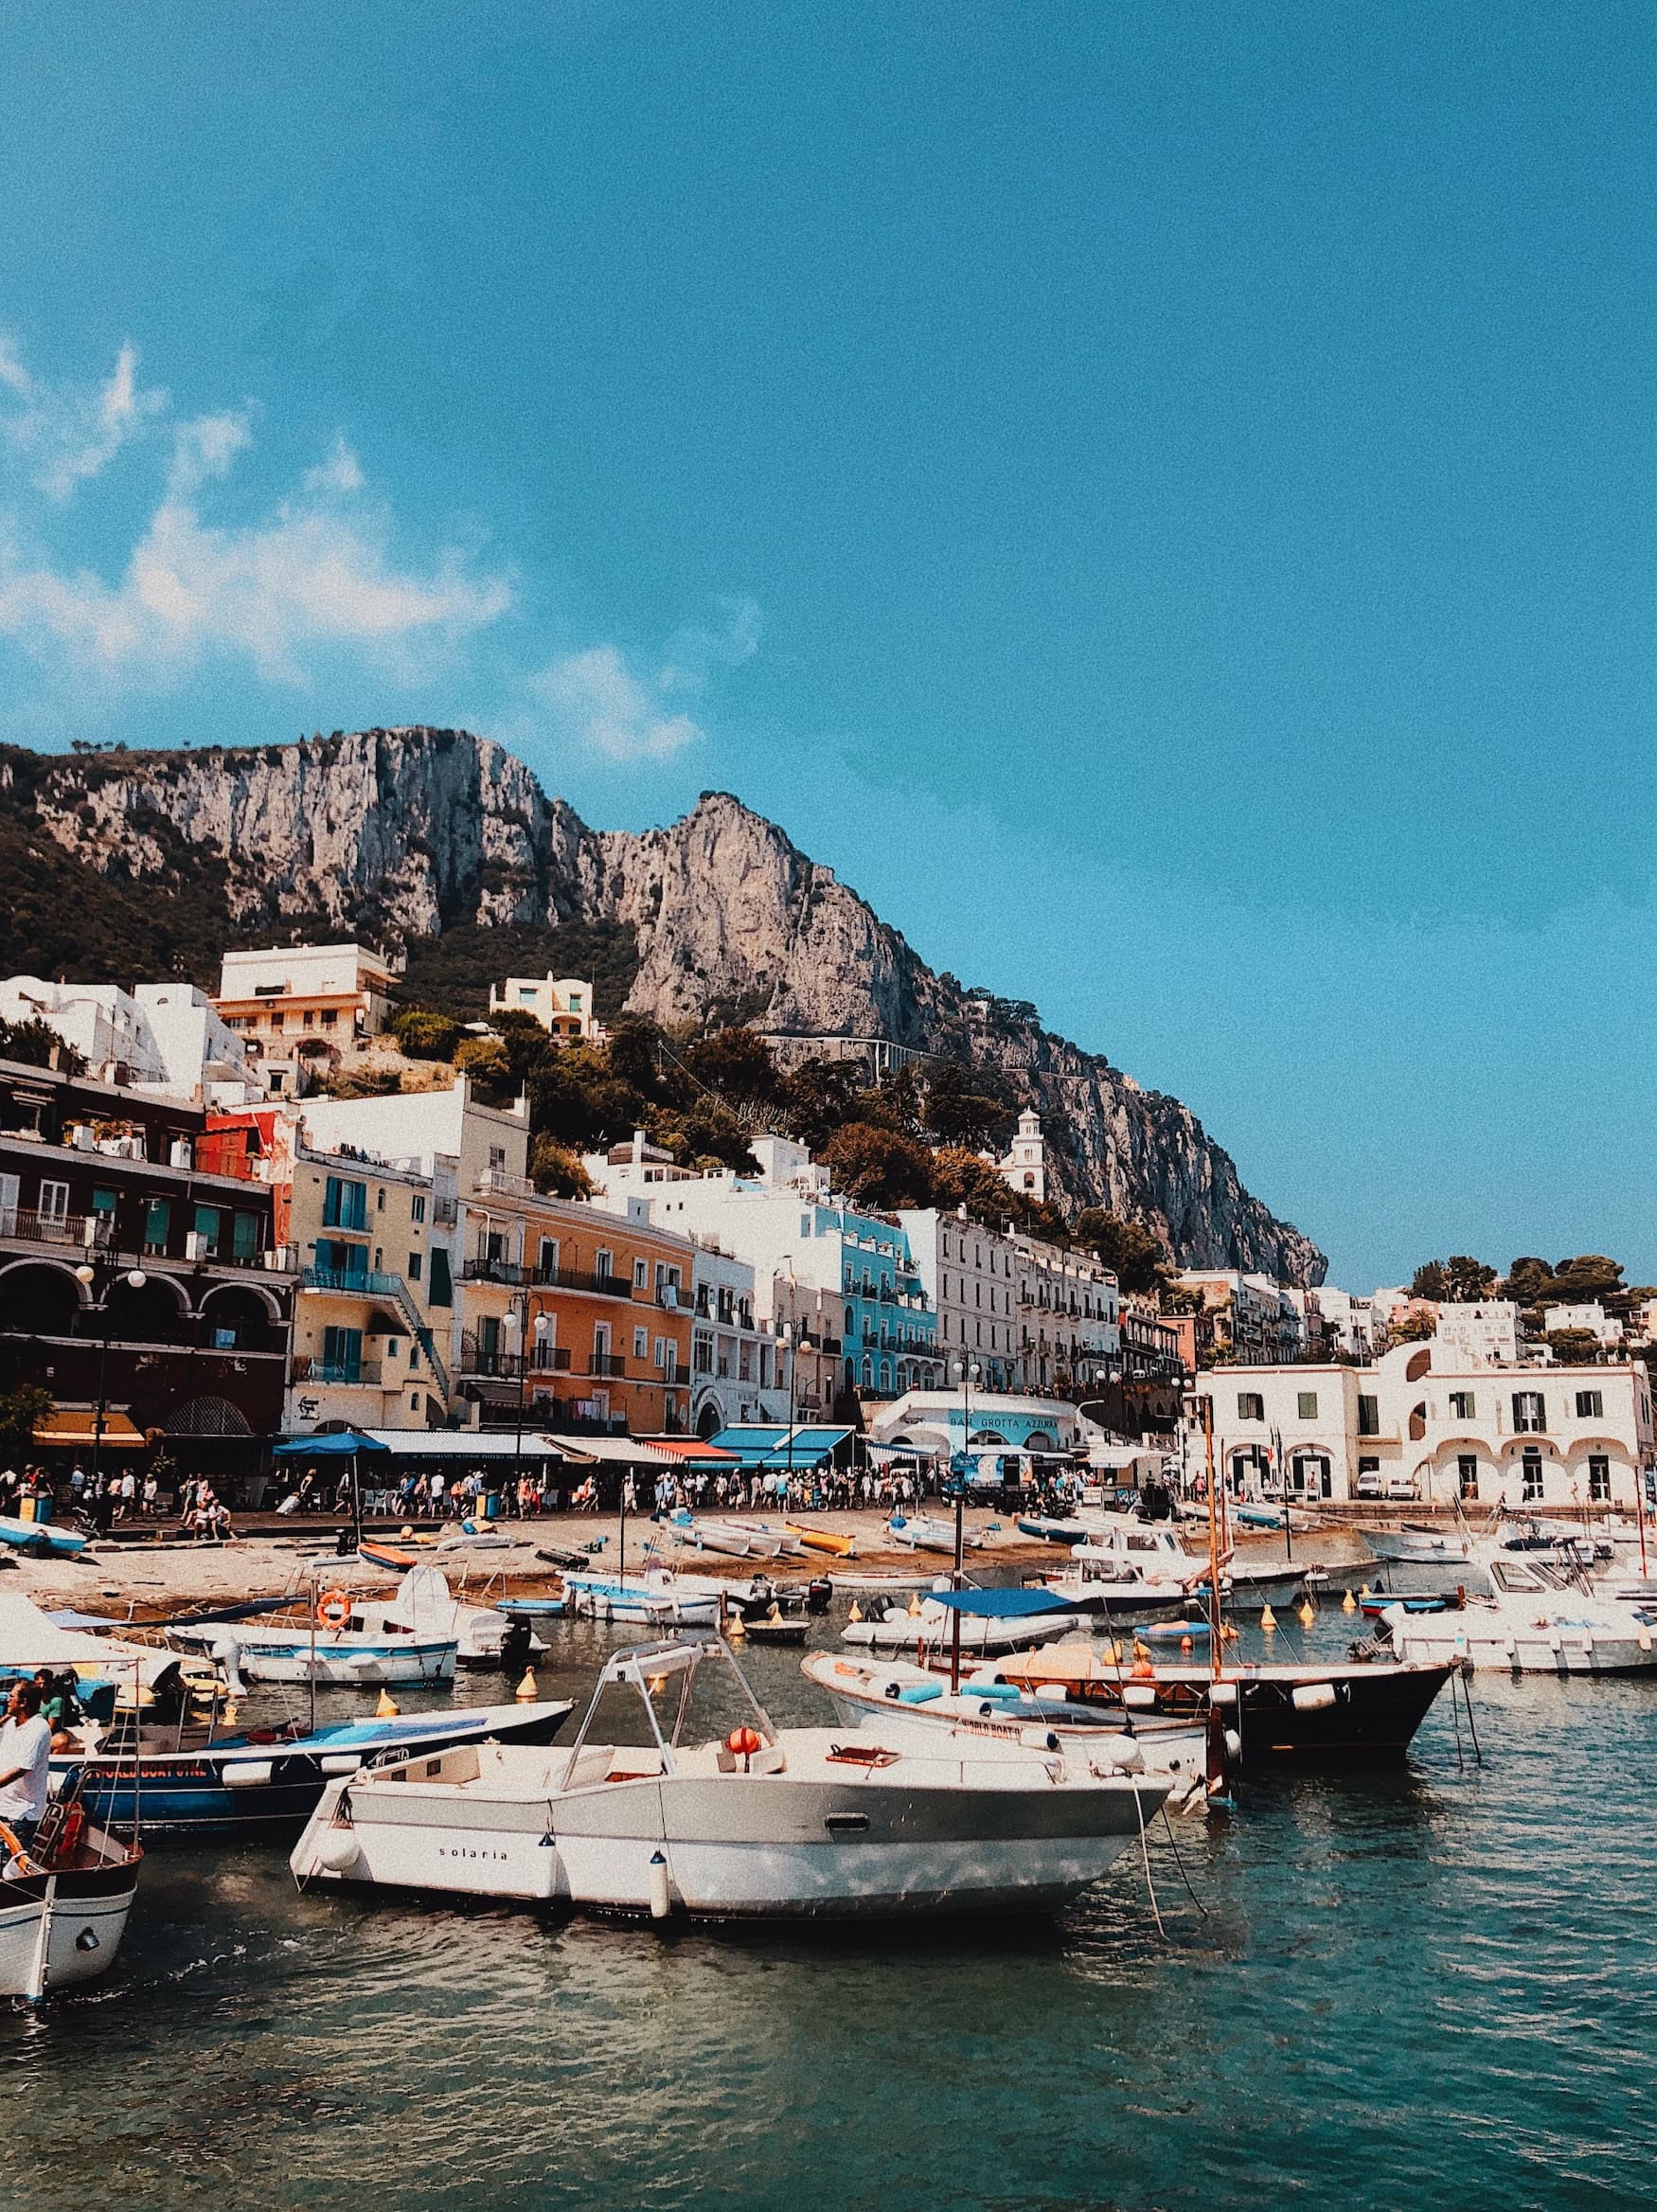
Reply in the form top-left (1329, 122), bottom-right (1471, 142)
top-left (928, 1586), bottom-right (1080, 1620)
top-left (272, 1431), bottom-right (391, 1456)
top-left (707, 1425), bottom-right (853, 1471)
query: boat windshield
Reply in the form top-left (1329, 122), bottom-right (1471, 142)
top-left (561, 1633), bottom-right (777, 1785)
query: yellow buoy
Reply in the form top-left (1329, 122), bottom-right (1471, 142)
top-left (648, 1674), bottom-right (668, 1695)
top-left (907, 1593), bottom-right (923, 1616)
top-left (1132, 1639), bottom-right (1149, 1661)
top-left (222, 1702), bottom-right (238, 1728)
top-left (767, 1603), bottom-right (781, 1622)
top-left (847, 1600), bottom-right (864, 1623)
top-left (376, 1688), bottom-right (400, 1719)
top-left (728, 1611), bottom-right (747, 1638)
top-left (513, 1670), bottom-right (536, 1704)
top-left (1220, 1622), bottom-right (1239, 1641)
top-left (1260, 1604), bottom-right (1277, 1631)
top-left (1359, 1584), bottom-right (1370, 1600)
top-left (1298, 1601), bottom-right (1316, 1628)
top-left (1342, 1589), bottom-right (1358, 1614)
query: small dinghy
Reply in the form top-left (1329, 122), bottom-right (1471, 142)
top-left (292, 1632), bottom-right (1171, 1919)
top-left (887, 1513), bottom-right (983, 1555)
top-left (0, 1515), bottom-right (88, 1560)
top-left (740, 1615), bottom-right (811, 1648)
top-left (0, 1788), bottom-right (140, 2000)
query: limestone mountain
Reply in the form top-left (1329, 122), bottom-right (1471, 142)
top-left (0, 726), bottom-right (1325, 1283)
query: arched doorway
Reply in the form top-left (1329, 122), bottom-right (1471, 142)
top-left (198, 1283), bottom-right (277, 1352)
top-left (0, 1261), bottom-right (80, 1338)
top-left (695, 1399), bottom-right (722, 1441)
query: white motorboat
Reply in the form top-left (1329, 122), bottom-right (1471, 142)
top-left (350, 1565), bottom-right (544, 1669)
top-left (803, 1650), bottom-right (1211, 1787)
top-left (887, 1513), bottom-right (984, 1554)
top-left (560, 1566), bottom-right (722, 1627)
top-left (291, 1632), bottom-right (1170, 1919)
top-left (1381, 1558), bottom-right (1657, 1673)
top-left (842, 1585), bottom-right (1086, 1656)
top-left (168, 1604), bottom-right (456, 1688)
top-left (0, 1792), bottom-right (141, 2001)
top-left (1364, 1525), bottom-right (1471, 1567)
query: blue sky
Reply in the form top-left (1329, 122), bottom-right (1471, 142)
top-left (1, 1), bottom-right (1652, 1291)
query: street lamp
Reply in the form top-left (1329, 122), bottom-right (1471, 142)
top-left (75, 1261), bottom-right (148, 1495)
top-left (948, 1356), bottom-right (981, 1694)
top-left (779, 1320), bottom-right (797, 1503)
top-left (504, 1294), bottom-right (552, 1503)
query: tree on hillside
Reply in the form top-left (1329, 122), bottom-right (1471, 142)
top-left (1548, 1255), bottom-right (1627, 1311)
top-left (0, 1015), bottom-right (83, 1074)
top-left (683, 1026), bottom-right (783, 1107)
top-left (528, 1133), bottom-right (593, 1200)
top-left (1501, 1257), bottom-right (1555, 1309)
top-left (392, 1007), bottom-right (462, 1061)
top-left (1410, 1260), bottom-right (1449, 1300)
top-left (921, 1061), bottom-right (1015, 1151)
top-left (1545, 1328), bottom-right (1602, 1365)
top-left (1443, 1256), bottom-right (1497, 1301)
top-left (777, 1058), bottom-right (864, 1151)
top-left (931, 1147), bottom-right (1020, 1228)
top-left (819, 1123), bottom-right (936, 1210)
top-left (1074, 1208), bottom-right (1167, 1294)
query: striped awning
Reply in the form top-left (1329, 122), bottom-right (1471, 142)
top-left (30, 1409), bottom-right (148, 1450)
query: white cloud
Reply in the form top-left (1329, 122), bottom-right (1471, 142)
top-left (0, 330), bottom-right (756, 763)
top-left (530, 598), bottom-right (760, 762)
top-left (0, 335), bottom-right (169, 500)
top-left (0, 348), bottom-right (511, 690)
top-left (531, 643), bottom-right (702, 761)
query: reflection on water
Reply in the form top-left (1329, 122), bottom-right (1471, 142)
top-left (3, 1613), bottom-right (1655, 2210)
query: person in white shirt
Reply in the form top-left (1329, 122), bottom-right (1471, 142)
top-left (0, 1681), bottom-right (52, 1846)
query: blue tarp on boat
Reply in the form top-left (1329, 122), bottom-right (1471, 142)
top-left (927, 1586), bottom-right (1079, 1619)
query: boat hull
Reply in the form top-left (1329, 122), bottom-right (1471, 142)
top-left (0, 1854), bottom-right (136, 1999)
top-left (989, 1655), bottom-right (1453, 1765)
top-left (0, 1514), bottom-right (88, 1557)
top-left (1365, 1529), bottom-right (1470, 1566)
top-left (294, 1757), bottom-right (1165, 1918)
top-left (1388, 1621), bottom-right (1657, 1674)
top-left (52, 1700), bottom-right (574, 1834)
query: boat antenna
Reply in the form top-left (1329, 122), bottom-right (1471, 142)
top-left (1201, 1394), bottom-right (1223, 1678)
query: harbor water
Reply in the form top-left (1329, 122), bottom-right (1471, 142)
top-left (3, 1611), bottom-right (1653, 2211)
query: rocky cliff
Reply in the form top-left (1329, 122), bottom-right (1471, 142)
top-left (0, 726), bottom-right (1325, 1283)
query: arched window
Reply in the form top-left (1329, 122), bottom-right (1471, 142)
top-left (861, 1355), bottom-right (874, 1388)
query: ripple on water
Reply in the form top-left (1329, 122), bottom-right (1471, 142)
top-left (2, 1628), bottom-right (1655, 2210)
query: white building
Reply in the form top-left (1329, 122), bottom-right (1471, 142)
top-left (1434, 1301), bottom-right (1522, 1366)
top-left (1013, 1232), bottom-right (1120, 1395)
top-left (0, 976), bottom-right (259, 1104)
top-left (489, 972), bottom-right (599, 1042)
top-left (1302, 1285), bottom-right (1377, 1362)
top-left (214, 943), bottom-right (397, 1095)
top-left (898, 1205), bottom-right (1024, 1392)
top-left (688, 1242), bottom-right (787, 1435)
top-left (872, 1389), bottom-right (1081, 1455)
top-left (1543, 1302), bottom-right (1623, 1348)
top-left (996, 1109), bottom-right (1047, 1204)
top-left (1190, 1335), bottom-right (1654, 1509)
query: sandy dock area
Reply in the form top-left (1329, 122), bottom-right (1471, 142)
top-left (2, 1507), bottom-right (1374, 1619)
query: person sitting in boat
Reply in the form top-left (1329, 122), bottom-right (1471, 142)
top-left (0, 1681), bottom-right (52, 1853)
top-left (31, 1669), bottom-right (80, 1753)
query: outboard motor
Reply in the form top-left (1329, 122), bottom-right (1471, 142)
top-left (498, 1618), bottom-right (533, 1678)
top-left (805, 1577), bottom-right (832, 1615)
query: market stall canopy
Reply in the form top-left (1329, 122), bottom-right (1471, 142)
top-left (556, 1436), bottom-right (682, 1467)
top-left (30, 1409), bottom-right (147, 1451)
top-left (708, 1425), bottom-right (853, 1472)
top-left (358, 1432), bottom-right (572, 1460)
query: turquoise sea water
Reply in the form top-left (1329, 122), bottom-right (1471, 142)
top-left (3, 1611), bottom-right (1652, 2212)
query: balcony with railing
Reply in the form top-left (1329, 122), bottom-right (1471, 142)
top-left (1, 1207), bottom-right (115, 1251)
top-left (292, 1354), bottom-right (384, 1386)
top-left (302, 1266), bottom-right (409, 1297)
top-left (459, 1332), bottom-right (575, 1379)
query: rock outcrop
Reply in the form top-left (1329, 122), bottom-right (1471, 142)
top-left (0, 727), bottom-right (1325, 1282)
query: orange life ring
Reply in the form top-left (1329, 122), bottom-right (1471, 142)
top-left (317, 1589), bottom-right (350, 1629)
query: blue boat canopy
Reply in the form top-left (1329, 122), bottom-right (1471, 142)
top-left (707, 1424), bottom-right (852, 1471)
top-left (928, 1586), bottom-right (1078, 1619)
top-left (272, 1430), bottom-right (392, 1456)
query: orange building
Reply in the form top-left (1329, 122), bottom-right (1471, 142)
top-left (457, 1190), bottom-right (696, 1437)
